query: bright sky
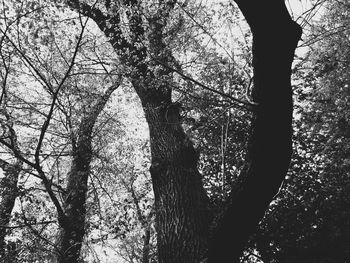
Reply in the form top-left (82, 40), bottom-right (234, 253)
top-left (287, 0), bottom-right (325, 24)
top-left (287, 0), bottom-right (312, 17)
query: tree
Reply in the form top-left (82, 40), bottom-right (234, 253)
top-left (255, 1), bottom-right (350, 261)
top-left (207, 1), bottom-right (302, 262)
top-left (1, 0), bottom-right (306, 261)
top-left (65, 1), bottom-right (302, 263)
top-left (0, 102), bottom-right (23, 261)
top-left (0, 2), bottom-right (122, 261)
top-left (55, 83), bottom-right (120, 263)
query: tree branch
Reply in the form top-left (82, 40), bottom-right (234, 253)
top-left (34, 13), bottom-right (88, 165)
top-left (154, 58), bottom-right (255, 110)
top-left (0, 220), bottom-right (56, 229)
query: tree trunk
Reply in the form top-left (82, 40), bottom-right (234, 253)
top-left (0, 109), bottom-right (23, 261)
top-left (0, 159), bottom-right (21, 260)
top-left (56, 159), bottom-right (90, 263)
top-left (208, 2), bottom-right (302, 262)
top-left (142, 225), bottom-right (151, 263)
top-left (55, 86), bottom-right (118, 263)
top-left (141, 96), bottom-right (210, 263)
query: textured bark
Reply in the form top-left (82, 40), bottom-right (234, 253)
top-left (0, 159), bottom-right (21, 260)
top-left (143, 98), bottom-right (210, 263)
top-left (55, 86), bottom-right (117, 263)
top-left (207, 1), bottom-right (302, 262)
top-left (132, 2), bottom-right (212, 259)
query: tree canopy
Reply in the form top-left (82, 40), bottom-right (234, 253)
top-left (0, 1), bottom-right (349, 263)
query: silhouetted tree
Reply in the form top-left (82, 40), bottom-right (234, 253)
top-left (208, 1), bottom-right (302, 262)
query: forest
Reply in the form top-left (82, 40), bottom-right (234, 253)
top-left (0, 0), bottom-right (349, 262)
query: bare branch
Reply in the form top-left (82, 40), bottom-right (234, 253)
top-left (19, 201), bottom-right (61, 255)
top-left (154, 58), bottom-right (256, 110)
top-left (0, 28), bottom-right (53, 90)
top-left (0, 220), bottom-right (56, 229)
top-left (34, 12), bottom-right (89, 165)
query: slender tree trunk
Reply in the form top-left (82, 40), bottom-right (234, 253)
top-left (142, 225), bottom-right (151, 263)
top-left (0, 159), bottom-right (22, 260)
top-left (56, 156), bottom-right (90, 263)
top-left (129, 176), bottom-right (152, 263)
top-left (208, 2), bottom-right (302, 262)
top-left (0, 107), bottom-right (23, 261)
top-left (55, 86), bottom-right (118, 263)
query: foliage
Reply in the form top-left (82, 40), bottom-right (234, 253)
top-left (0, 1), bottom-right (153, 262)
top-left (1, 0), bottom-right (350, 262)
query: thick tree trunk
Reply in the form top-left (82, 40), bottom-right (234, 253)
top-left (141, 96), bottom-right (210, 263)
top-left (208, 2), bottom-right (302, 262)
top-left (55, 86), bottom-right (117, 263)
top-left (0, 159), bottom-right (21, 260)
